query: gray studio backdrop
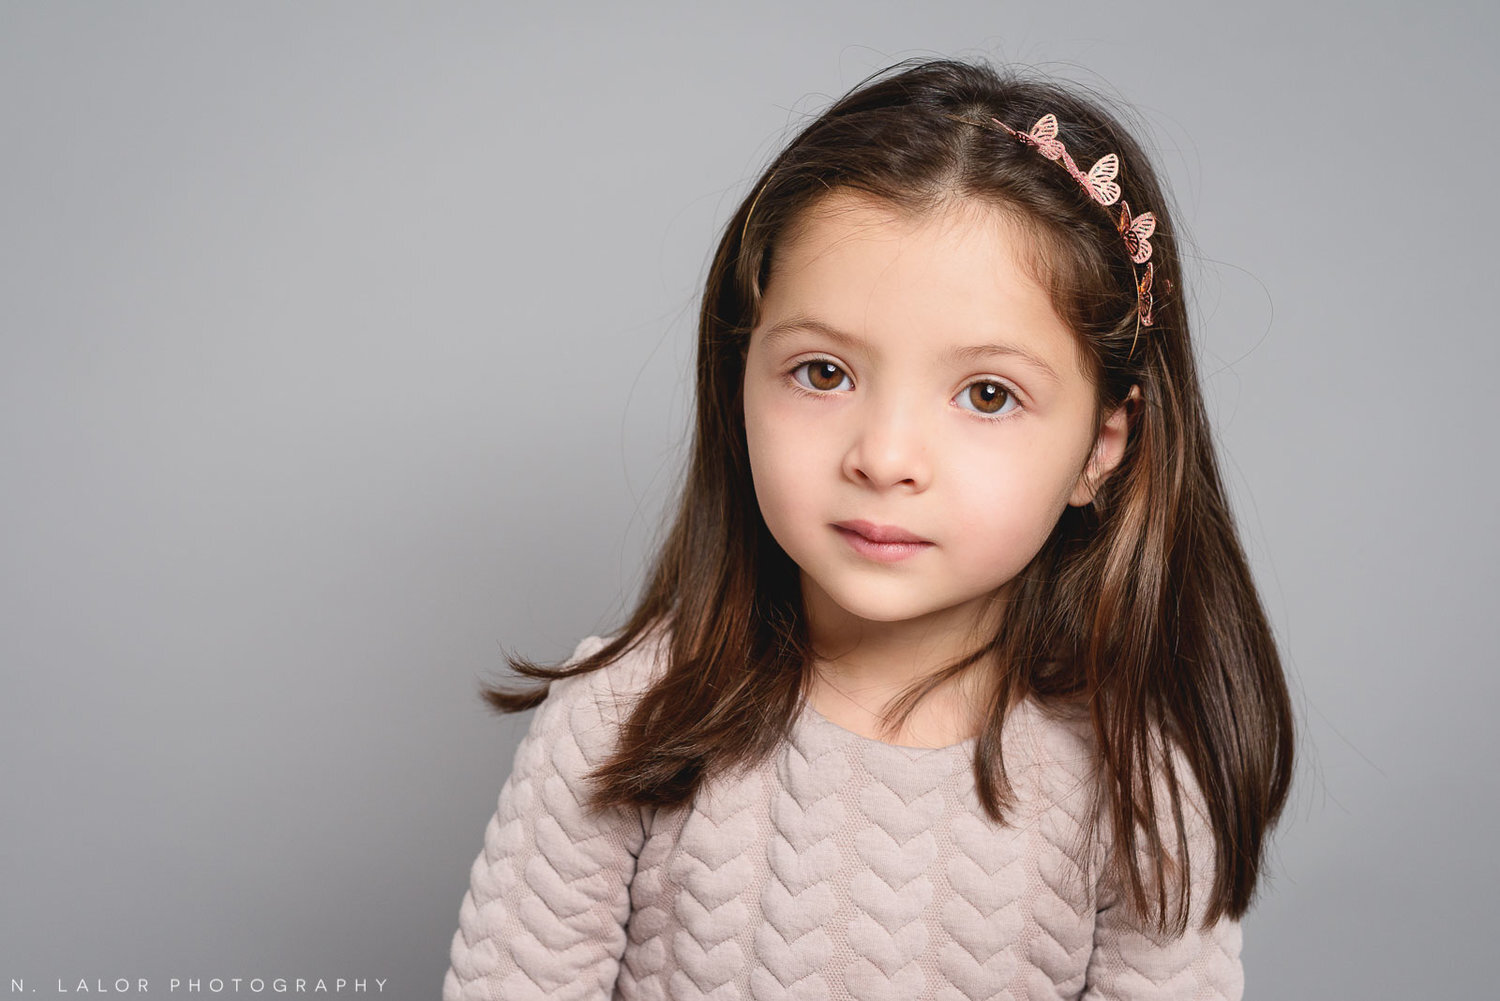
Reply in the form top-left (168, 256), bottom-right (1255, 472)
top-left (2, 2), bottom-right (1493, 997)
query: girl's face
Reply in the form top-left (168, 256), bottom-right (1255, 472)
top-left (742, 189), bottom-right (1130, 649)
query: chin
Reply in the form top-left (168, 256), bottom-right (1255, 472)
top-left (816, 580), bottom-right (949, 625)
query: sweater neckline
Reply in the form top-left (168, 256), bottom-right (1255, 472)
top-left (796, 697), bottom-right (979, 756)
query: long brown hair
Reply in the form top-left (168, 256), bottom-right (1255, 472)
top-left (481, 57), bottom-right (1294, 936)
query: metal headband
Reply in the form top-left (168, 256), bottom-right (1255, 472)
top-left (949, 112), bottom-right (1169, 358)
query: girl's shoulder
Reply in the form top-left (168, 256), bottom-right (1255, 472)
top-left (1018, 696), bottom-right (1221, 900)
top-left (1007, 694), bottom-right (1098, 782)
top-left (531, 625), bottom-right (670, 758)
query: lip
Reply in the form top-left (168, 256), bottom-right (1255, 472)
top-left (834, 520), bottom-right (929, 543)
top-left (832, 520), bottom-right (933, 563)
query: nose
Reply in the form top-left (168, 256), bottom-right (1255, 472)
top-left (841, 389), bottom-right (932, 491)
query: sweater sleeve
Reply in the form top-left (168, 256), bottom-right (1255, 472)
top-left (442, 635), bottom-right (648, 1001)
top-left (1081, 748), bottom-right (1245, 1001)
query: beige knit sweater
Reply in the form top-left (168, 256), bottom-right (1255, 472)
top-left (443, 632), bottom-right (1243, 1000)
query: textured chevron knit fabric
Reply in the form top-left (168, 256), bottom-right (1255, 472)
top-left (443, 632), bottom-right (1243, 1001)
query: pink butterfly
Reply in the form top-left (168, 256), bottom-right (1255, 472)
top-left (993, 113), bottom-right (1067, 160)
top-left (1137, 262), bottom-right (1156, 326)
top-left (1072, 153), bottom-right (1122, 206)
top-left (1117, 200), bottom-right (1156, 264)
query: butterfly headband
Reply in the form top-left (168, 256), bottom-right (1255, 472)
top-left (950, 112), bottom-right (1168, 358)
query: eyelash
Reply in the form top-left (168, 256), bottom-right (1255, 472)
top-left (784, 357), bottom-right (1024, 422)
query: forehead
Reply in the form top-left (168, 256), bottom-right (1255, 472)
top-left (756, 189), bottom-right (1090, 383)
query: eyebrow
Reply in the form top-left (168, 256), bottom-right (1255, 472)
top-left (759, 316), bottom-right (1063, 385)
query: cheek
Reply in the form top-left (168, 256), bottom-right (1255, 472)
top-left (945, 438), bottom-right (1079, 549)
top-left (742, 379), bottom-right (779, 484)
top-left (743, 384), bottom-right (816, 526)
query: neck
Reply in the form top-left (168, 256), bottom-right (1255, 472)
top-left (800, 574), bottom-right (1006, 745)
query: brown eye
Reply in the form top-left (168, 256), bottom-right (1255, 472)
top-left (958, 380), bottom-right (1019, 418)
top-left (794, 360), bottom-right (851, 393)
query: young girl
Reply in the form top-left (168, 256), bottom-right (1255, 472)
top-left (443, 58), bottom-right (1294, 1001)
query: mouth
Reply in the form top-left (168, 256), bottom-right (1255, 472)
top-left (831, 520), bottom-right (934, 563)
top-left (833, 519), bottom-right (931, 544)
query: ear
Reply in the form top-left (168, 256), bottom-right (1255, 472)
top-left (1068, 384), bottom-right (1139, 507)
